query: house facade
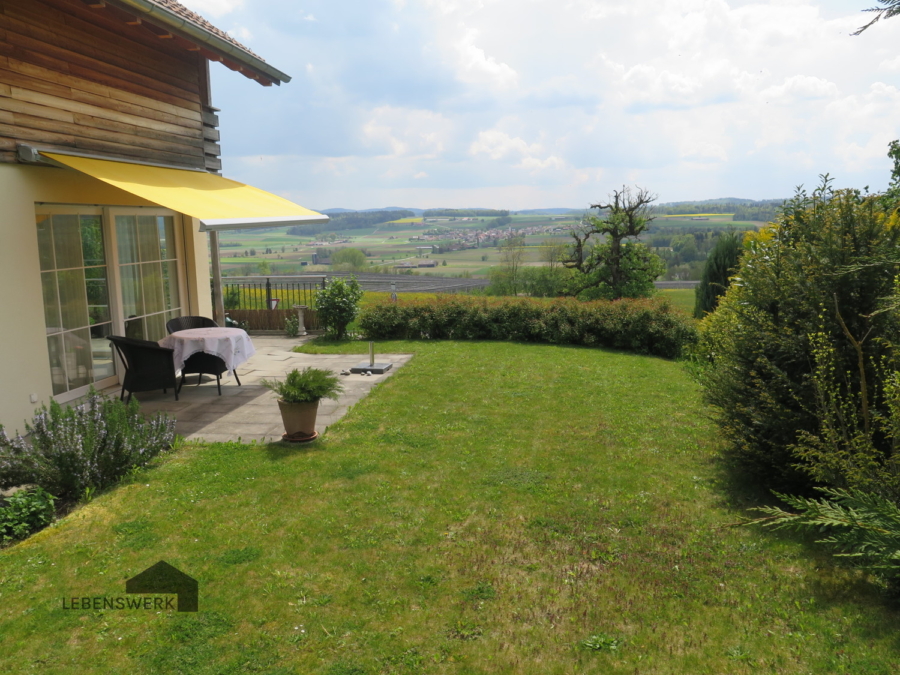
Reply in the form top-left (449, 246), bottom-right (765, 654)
top-left (0, 0), bottom-right (319, 432)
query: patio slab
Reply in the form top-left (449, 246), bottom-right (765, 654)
top-left (105, 336), bottom-right (412, 444)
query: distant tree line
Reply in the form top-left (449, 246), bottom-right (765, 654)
top-left (654, 202), bottom-right (737, 216)
top-left (731, 203), bottom-right (781, 223)
top-left (653, 199), bottom-right (783, 218)
top-left (287, 210), bottom-right (414, 237)
top-left (424, 209), bottom-right (509, 217)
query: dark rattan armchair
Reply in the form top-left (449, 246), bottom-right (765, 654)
top-left (166, 315), bottom-right (218, 333)
top-left (108, 335), bottom-right (180, 403)
top-left (165, 315), bottom-right (242, 395)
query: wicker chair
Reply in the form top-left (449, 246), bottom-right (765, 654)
top-left (108, 336), bottom-right (180, 403)
top-left (165, 315), bottom-right (218, 333)
top-left (165, 315), bottom-right (242, 395)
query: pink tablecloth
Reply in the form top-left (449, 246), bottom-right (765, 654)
top-left (158, 327), bottom-right (256, 372)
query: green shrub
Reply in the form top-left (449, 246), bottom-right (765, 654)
top-left (0, 487), bottom-right (56, 544)
top-left (698, 178), bottom-right (900, 489)
top-left (0, 390), bottom-right (176, 501)
top-left (750, 488), bottom-right (900, 586)
top-left (261, 367), bottom-right (344, 403)
top-left (284, 313), bottom-right (299, 338)
top-left (694, 231), bottom-right (743, 318)
top-left (316, 276), bottom-right (364, 340)
top-left (331, 248), bottom-right (367, 271)
top-left (359, 295), bottom-right (696, 358)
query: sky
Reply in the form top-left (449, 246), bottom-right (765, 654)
top-left (179, 0), bottom-right (900, 211)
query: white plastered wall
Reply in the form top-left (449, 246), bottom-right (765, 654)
top-left (0, 163), bottom-right (212, 434)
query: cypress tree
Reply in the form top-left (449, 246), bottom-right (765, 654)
top-left (693, 231), bottom-right (742, 318)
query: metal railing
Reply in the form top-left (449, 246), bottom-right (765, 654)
top-left (220, 275), bottom-right (326, 310)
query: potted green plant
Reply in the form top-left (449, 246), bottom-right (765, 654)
top-left (261, 368), bottom-right (343, 441)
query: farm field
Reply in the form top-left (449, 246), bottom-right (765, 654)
top-left (213, 213), bottom-right (757, 282)
top-left (4, 341), bottom-right (897, 673)
top-left (652, 214), bottom-right (763, 229)
top-left (215, 215), bottom-right (579, 278)
top-left (659, 288), bottom-right (696, 315)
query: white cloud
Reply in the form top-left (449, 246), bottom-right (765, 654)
top-left (313, 157), bottom-right (359, 177)
top-left (453, 28), bottom-right (518, 89)
top-left (214, 0), bottom-right (900, 208)
top-left (362, 107), bottom-right (453, 159)
top-left (760, 75), bottom-right (840, 102)
top-left (469, 129), bottom-right (539, 160)
top-left (517, 155), bottom-right (566, 172)
top-left (226, 25), bottom-right (253, 42)
top-left (880, 55), bottom-right (900, 72)
top-left (178, 0), bottom-right (243, 19)
top-left (300, 13), bottom-right (317, 22)
top-left (470, 126), bottom-right (567, 175)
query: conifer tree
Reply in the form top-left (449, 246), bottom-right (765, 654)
top-left (693, 232), bottom-right (743, 318)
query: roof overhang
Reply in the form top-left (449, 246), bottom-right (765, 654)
top-left (25, 147), bottom-right (328, 232)
top-left (99, 0), bottom-right (291, 86)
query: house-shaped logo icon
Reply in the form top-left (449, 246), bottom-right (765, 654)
top-left (125, 561), bottom-right (198, 612)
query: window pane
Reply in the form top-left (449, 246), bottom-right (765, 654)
top-left (116, 215), bottom-right (139, 264)
top-left (162, 260), bottom-right (180, 310)
top-left (138, 216), bottom-right (161, 262)
top-left (47, 334), bottom-right (67, 396)
top-left (80, 215), bottom-right (105, 267)
top-left (89, 323), bottom-right (115, 381)
top-left (145, 313), bottom-right (166, 342)
top-left (158, 216), bottom-right (176, 260)
top-left (36, 215), bottom-right (54, 271)
top-left (53, 215), bottom-right (83, 269)
top-left (41, 272), bottom-right (61, 335)
top-left (85, 267), bottom-right (111, 325)
top-left (64, 329), bottom-right (92, 390)
top-left (57, 269), bottom-right (88, 330)
top-left (141, 262), bottom-right (164, 315)
top-left (120, 265), bottom-right (144, 318)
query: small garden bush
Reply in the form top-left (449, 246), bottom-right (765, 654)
top-left (284, 313), bottom-right (300, 338)
top-left (359, 295), bottom-right (697, 358)
top-left (0, 390), bottom-right (176, 501)
top-left (316, 276), bottom-right (364, 340)
top-left (0, 487), bottom-right (56, 544)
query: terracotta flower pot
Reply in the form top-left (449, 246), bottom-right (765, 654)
top-left (277, 399), bottom-right (319, 436)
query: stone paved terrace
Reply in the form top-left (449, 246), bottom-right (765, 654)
top-left (107, 336), bottom-right (412, 444)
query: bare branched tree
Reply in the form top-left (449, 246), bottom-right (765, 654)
top-left (564, 186), bottom-right (663, 299)
top-left (853, 0), bottom-right (900, 35)
top-left (499, 235), bottom-right (526, 295)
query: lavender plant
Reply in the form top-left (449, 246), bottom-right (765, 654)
top-left (0, 389), bottom-right (176, 501)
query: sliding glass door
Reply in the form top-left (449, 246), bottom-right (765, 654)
top-left (37, 209), bottom-right (116, 397)
top-left (36, 206), bottom-right (186, 401)
top-left (115, 214), bottom-right (182, 342)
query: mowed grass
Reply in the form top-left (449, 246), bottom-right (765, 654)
top-left (2, 341), bottom-right (899, 673)
top-left (659, 288), bottom-right (696, 316)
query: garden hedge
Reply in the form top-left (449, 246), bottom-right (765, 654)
top-left (359, 295), bottom-right (696, 358)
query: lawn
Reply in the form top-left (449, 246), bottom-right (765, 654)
top-left (1, 341), bottom-right (899, 673)
top-left (659, 288), bottom-right (695, 316)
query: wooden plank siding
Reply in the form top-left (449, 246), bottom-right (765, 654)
top-left (0, 0), bottom-right (219, 170)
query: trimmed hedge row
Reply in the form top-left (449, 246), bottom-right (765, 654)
top-left (358, 295), bottom-right (696, 358)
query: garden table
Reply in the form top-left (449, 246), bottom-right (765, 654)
top-left (158, 327), bottom-right (256, 373)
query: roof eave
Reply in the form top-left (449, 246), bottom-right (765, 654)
top-left (109, 0), bottom-right (292, 85)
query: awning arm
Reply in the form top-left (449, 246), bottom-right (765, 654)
top-left (199, 214), bottom-right (329, 231)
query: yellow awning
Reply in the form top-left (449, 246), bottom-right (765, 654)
top-left (41, 152), bottom-right (329, 231)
